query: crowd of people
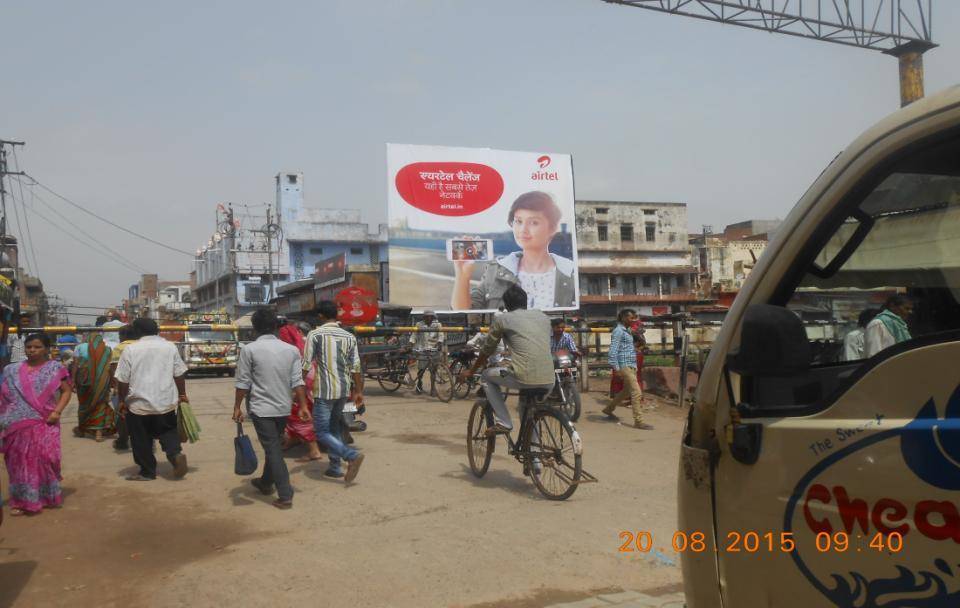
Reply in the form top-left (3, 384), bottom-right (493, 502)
top-left (0, 299), bottom-right (369, 523)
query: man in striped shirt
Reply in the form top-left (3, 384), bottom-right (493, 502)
top-left (302, 301), bottom-right (365, 483)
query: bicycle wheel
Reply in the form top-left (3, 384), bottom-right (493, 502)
top-left (524, 408), bottom-right (582, 500)
top-left (432, 362), bottom-right (455, 403)
top-left (377, 361), bottom-right (402, 392)
top-left (450, 361), bottom-right (471, 399)
top-left (467, 400), bottom-right (495, 477)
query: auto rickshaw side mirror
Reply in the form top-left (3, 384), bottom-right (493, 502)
top-left (726, 304), bottom-right (811, 377)
top-left (723, 304), bottom-right (812, 465)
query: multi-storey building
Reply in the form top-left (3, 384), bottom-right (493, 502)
top-left (192, 172), bottom-right (387, 318)
top-left (574, 200), bottom-right (700, 318)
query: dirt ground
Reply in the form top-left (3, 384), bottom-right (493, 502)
top-left (0, 377), bottom-right (685, 608)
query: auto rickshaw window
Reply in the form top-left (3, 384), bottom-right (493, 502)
top-left (787, 134), bottom-right (960, 370)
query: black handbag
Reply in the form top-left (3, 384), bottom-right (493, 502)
top-left (234, 422), bottom-right (258, 475)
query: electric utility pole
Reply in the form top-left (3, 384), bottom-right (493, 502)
top-left (0, 139), bottom-right (26, 238)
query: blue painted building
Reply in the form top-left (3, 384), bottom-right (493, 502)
top-left (193, 172), bottom-right (387, 318)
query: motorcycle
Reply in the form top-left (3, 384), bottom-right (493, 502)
top-left (547, 350), bottom-right (581, 422)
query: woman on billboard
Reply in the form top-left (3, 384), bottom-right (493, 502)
top-left (450, 191), bottom-right (576, 310)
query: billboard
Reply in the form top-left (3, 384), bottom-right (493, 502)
top-left (387, 144), bottom-right (579, 312)
top-left (315, 253), bottom-right (347, 289)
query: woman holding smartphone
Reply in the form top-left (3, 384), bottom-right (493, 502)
top-left (451, 191), bottom-right (576, 310)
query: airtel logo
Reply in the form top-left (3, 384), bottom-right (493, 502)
top-left (533, 155), bottom-right (558, 181)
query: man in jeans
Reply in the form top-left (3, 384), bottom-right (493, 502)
top-left (233, 308), bottom-right (309, 509)
top-left (458, 284), bottom-right (555, 435)
top-left (302, 301), bottom-right (365, 483)
top-left (115, 318), bottom-right (191, 480)
top-left (603, 309), bottom-right (653, 430)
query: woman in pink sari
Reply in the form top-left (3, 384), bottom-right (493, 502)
top-left (0, 333), bottom-right (73, 515)
top-left (278, 321), bottom-right (322, 462)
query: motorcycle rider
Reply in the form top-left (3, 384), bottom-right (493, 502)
top-left (458, 284), bottom-right (554, 434)
top-left (549, 318), bottom-right (580, 358)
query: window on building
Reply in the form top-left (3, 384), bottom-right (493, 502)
top-left (644, 210), bottom-right (656, 215)
top-left (598, 223), bottom-right (608, 241)
top-left (596, 207), bottom-right (608, 215)
top-left (309, 247), bottom-right (324, 255)
top-left (245, 284), bottom-right (266, 303)
top-left (642, 276), bottom-right (652, 288)
top-left (610, 276), bottom-right (618, 289)
top-left (624, 276), bottom-right (637, 293)
top-left (350, 247), bottom-right (363, 255)
top-left (287, 174), bottom-right (297, 184)
top-left (621, 224), bottom-right (634, 241)
top-left (677, 275), bottom-right (685, 288)
top-left (588, 277), bottom-right (602, 295)
top-left (645, 222), bottom-right (657, 241)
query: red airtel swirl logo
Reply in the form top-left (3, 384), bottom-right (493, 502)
top-left (394, 162), bottom-right (504, 216)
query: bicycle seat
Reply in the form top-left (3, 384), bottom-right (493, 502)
top-left (518, 388), bottom-right (550, 400)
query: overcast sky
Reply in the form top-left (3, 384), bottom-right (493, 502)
top-left (3, 1), bottom-right (957, 321)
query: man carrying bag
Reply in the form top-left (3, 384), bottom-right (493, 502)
top-left (232, 309), bottom-right (310, 510)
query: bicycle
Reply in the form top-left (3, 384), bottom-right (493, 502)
top-left (466, 378), bottom-right (595, 500)
top-left (449, 348), bottom-right (480, 399)
top-left (377, 348), bottom-right (454, 403)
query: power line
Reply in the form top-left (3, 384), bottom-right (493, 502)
top-left (17, 183), bottom-right (150, 274)
top-left (25, 174), bottom-right (195, 256)
top-left (10, 148), bottom-right (40, 278)
top-left (15, 191), bottom-right (145, 275)
top-left (7, 175), bottom-right (31, 274)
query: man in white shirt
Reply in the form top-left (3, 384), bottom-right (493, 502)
top-left (864, 296), bottom-right (913, 358)
top-left (6, 313), bottom-right (31, 364)
top-left (232, 309), bottom-right (308, 509)
top-left (101, 313), bottom-right (125, 349)
top-left (115, 317), bottom-right (190, 481)
top-left (842, 308), bottom-right (880, 361)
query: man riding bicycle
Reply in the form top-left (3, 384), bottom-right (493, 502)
top-left (458, 284), bottom-right (554, 434)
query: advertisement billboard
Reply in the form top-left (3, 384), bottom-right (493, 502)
top-left (314, 253), bottom-right (347, 289)
top-left (387, 144), bottom-right (579, 312)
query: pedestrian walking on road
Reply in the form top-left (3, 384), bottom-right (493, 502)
top-left (603, 309), bottom-right (652, 430)
top-left (115, 318), bottom-right (190, 481)
top-left (72, 317), bottom-right (117, 442)
top-left (302, 301), bottom-right (365, 483)
top-left (233, 309), bottom-right (309, 509)
top-left (278, 320), bottom-right (323, 462)
top-left (0, 333), bottom-right (73, 515)
top-left (111, 324), bottom-right (141, 451)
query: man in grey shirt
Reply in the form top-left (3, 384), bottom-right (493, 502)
top-left (233, 308), bottom-right (309, 509)
top-left (458, 284), bottom-right (555, 433)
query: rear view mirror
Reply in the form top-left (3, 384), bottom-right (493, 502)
top-left (727, 304), bottom-right (810, 376)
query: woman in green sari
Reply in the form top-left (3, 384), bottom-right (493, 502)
top-left (72, 333), bottom-right (116, 442)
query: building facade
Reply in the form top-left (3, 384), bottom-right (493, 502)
top-left (574, 200), bottom-right (700, 318)
top-left (690, 219), bottom-right (780, 298)
top-left (192, 172), bottom-right (387, 318)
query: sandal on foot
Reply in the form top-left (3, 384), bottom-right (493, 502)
top-left (126, 474), bottom-right (155, 481)
top-left (295, 455), bottom-right (324, 463)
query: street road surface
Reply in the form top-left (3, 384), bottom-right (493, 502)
top-left (0, 377), bottom-right (684, 607)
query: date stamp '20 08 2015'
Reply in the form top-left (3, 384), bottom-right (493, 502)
top-left (618, 530), bottom-right (905, 555)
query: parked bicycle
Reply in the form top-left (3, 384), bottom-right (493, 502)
top-left (377, 348), bottom-right (454, 402)
top-left (466, 377), bottom-right (595, 500)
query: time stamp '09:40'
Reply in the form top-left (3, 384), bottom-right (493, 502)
top-left (618, 530), bottom-right (905, 554)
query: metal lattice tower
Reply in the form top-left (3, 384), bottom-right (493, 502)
top-left (601, 1), bottom-right (936, 105)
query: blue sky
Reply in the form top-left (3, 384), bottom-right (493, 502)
top-left (2, 0), bottom-right (957, 317)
